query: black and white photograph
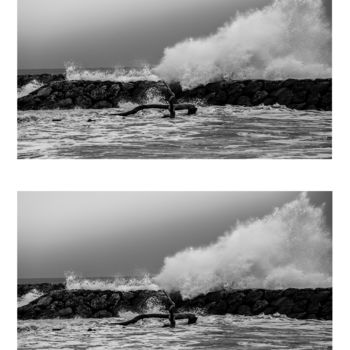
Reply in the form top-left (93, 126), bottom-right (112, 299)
top-left (18, 192), bottom-right (332, 349)
top-left (17, 0), bottom-right (332, 159)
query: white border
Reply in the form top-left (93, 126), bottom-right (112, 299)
top-left (1, 0), bottom-right (350, 348)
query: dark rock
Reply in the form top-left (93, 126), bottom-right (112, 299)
top-left (58, 98), bottom-right (73, 109)
top-left (17, 78), bottom-right (332, 111)
top-left (91, 295), bottom-right (108, 310)
top-left (36, 296), bottom-right (53, 307)
top-left (272, 297), bottom-right (294, 315)
top-left (245, 290), bottom-right (264, 305)
top-left (93, 100), bottom-right (112, 109)
top-left (207, 91), bottom-right (227, 105)
top-left (264, 290), bottom-right (283, 302)
top-left (264, 81), bottom-right (282, 92)
top-left (244, 81), bottom-right (264, 96)
top-left (76, 304), bottom-right (92, 318)
top-left (76, 95), bottom-right (92, 108)
top-left (283, 288), bottom-right (298, 298)
top-left (273, 88), bottom-right (294, 105)
top-left (93, 310), bottom-right (113, 318)
top-left (252, 300), bottom-right (269, 314)
top-left (90, 86), bottom-right (108, 100)
top-left (237, 305), bottom-right (252, 316)
top-left (252, 90), bottom-right (269, 105)
top-left (207, 300), bottom-right (227, 315)
top-left (36, 87), bottom-right (53, 98)
top-left (58, 307), bottom-right (73, 317)
top-left (237, 96), bottom-right (251, 106)
top-left (292, 299), bottom-right (309, 313)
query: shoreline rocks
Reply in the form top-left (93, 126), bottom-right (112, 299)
top-left (17, 76), bottom-right (332, 111)
top-left (18, 286), bottom-right (332, 321)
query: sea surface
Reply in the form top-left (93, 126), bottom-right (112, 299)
top-left (17, 104), bottom-right (332, 159)
top-left (18, 314), bottom-right (332, 350)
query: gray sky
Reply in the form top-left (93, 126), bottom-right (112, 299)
top-left (18, 0), bottom-right (332, 69)
top-left (18, 192), bottom-right (332, 278)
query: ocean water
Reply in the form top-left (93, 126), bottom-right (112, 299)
top-left (17, 104), bottom-right (331, 159)
top-left (17, 314), bottom-right (332, 350)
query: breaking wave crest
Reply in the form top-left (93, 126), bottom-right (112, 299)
top-left (65, 272), bottom-right (160, 292)
top-left (154, 0), bottom-right (332, 88)
top-left (65, 62), bottom-right (159, 83)
top-left (155, 193), bottom-right (332, 298)
top-left (18, 80), bottom-right (44, 98)
top-left (18, 289), bottom-right (44, 307)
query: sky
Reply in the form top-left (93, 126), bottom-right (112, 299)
top-left (17, 0), bottom-right (332, 69)
top-left (18, 192), bottom-right (332, 278)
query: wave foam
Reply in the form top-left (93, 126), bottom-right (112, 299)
top-left (18, 80), bottom-right (44, 98)
top-left (18, 289), bottom-right (44, 307)
top-left (155, 193), bottom-right (332, 298)
top-left (65, 272), bottom-right (160, 292)
top-left (154, 0), bottom-right (332, 88)
top-left (65, 62), bottom-right (160, 83)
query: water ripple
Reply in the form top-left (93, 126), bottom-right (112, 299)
top-left (17, 105), bottom-right (332, 159)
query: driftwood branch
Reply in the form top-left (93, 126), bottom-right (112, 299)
top-left (112, 104), bottom-right (197, 117)
top-left (111, 80), bottom-right (197, 118)
top-left (113, 290), bottom-right (197, 327)
top-left (163, 81), bottom-right (176, 118)
top-left (113, 313), bottom-right (197, 326)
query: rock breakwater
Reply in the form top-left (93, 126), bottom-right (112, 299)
top-left (17, 76), bottom-right (332, 111)
top-left (18, 286), bottom-right (332, 321)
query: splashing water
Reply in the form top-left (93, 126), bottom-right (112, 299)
top-left (17, 80), bottom-right (44, 98)
top-left (155, 0), bottom-right (332, 88)
top-left (18, 289), bottom-right (44, 307)
top-left (155, 193), bottom-right (332, 298)
top-left (65, 271), bottom-right (160, 292)
top-left (65, 62), bottom-right (160, 82)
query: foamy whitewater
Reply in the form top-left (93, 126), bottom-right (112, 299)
top-left (65, 272), bottom-right (160, 292)
top-left (155, 0), bottom-right (332, 88)
top-left (65, 62), bottom-right (159, 83)
top-left (155, 193), bottom-right (332, 298)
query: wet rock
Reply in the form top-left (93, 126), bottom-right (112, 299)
top-left (292, 299), bottom-right (308, 314)
top-left (237, 95), bottom-right (251, 106)
top-left (90, 86), bottom-right (108, 100)
top-left (252, 90), bottom-right (269, 105)
top-left (273, 297), bottom-right (294, 315)
top-left (36, 296), bottom-right (53, 307)
top-left (58, 307), bottom-right (73, 317)
top-left (245, 290), bottom-right (264, 305)
top-left (207, 91), bottom-right (227, 105)
top-left (36, 87), bottom-right (52, 98)
top-left (76, 95), bottom-right (92, 108)
top-left (58, 98), bottom-right (73, 108)
top-left (237, 305), bottom-right (252, 316)
top-left (93, 310), bottom-right (113, 318)
top-left (91, 295), bottom-right (108, 310)
top-left (207, 300), bottom-right (227, 315)
top-left (273, 88), bottom-right (294, 105)
top-left (251, 299), bottom-right (269, 314)
top-left (76, 304), bottom-right (92, 317)
top-left (93, 100), bottom-right (112, 109)
top-left (264, 290), bottom-right (283, 302)
top-left (17, 78), bottom-right (332, 111)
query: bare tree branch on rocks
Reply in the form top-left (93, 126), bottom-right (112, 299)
top-left (111, 81), bottom-right (197, 118)
top-left (113, 290), bottom-right (197, 327)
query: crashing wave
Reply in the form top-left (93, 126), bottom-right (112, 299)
top-left (155, 0), bottom-right (332, 88)
top-left (155, 193), bottom-right (332, 298)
